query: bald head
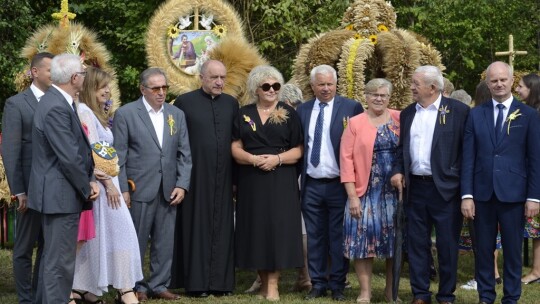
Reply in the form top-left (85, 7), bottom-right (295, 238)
top-left (200, 60), bottom-right (226, 97)
top-left (486, 61), bottom-right (513, 102)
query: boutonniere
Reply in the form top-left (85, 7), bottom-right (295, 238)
top-left (244, 115), bottom-right (256, 131)
top-left (167, 114), bottom-right (177, 135)
top-left (438, 105), bottom-right (450, 125)
top-left (268, 107), bottom-right (289, 125)
top-left (506, 109), bottom-right (522, 135)
top-left (342, 116), bottom-right (350, 129)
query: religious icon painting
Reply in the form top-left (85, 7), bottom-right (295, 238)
top-left (146, 0), bottom-right (244, 95)
top-left (168, 30), bottom-right (220, 75)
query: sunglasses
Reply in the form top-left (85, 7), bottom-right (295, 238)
top-left (260, 83), bottom-right (281, 92)
top-left (144, 85), bottom-right (170, 94)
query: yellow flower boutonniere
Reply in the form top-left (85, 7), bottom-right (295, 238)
top-left (506, 109), bottom-right (522, 135)
top-left (167, 114), bottom-right (177, 135)
top-left (244, 115), bottom-right (256, 131)
top-left (343, 116), bottom-right (350, 129)
top-left (268, 107), bottom-right (289, 125)
top-left (438, 105), bottom-right (450, 125)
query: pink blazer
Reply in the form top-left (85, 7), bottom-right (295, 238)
top-left (340, 109), bottom-right (400, 197)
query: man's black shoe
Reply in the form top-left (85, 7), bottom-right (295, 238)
top-left (304, 288), bottom-right (326, 300)
top-left (331, 289), bottom-right (346, 301)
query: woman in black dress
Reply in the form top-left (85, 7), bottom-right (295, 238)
top-left (232, 65), bottom-right (304, 301)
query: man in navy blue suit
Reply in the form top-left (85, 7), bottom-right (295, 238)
top-left (297, 65), bottom-right (363, 301)
top-left (391, 65), bottom-right (469, 304)
top-left (461, 61), bottom-right (540, 304)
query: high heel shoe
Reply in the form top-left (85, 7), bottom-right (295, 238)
top-left (72, 290), bottom-right (104, 304)
top-left (115, 289), bottom-right (139, 304)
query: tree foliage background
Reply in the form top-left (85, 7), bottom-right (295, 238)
top-left (1, 0), bottom-right (539, 126)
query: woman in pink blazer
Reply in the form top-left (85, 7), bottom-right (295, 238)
top-left (340, 78), bottom-right (400, 303)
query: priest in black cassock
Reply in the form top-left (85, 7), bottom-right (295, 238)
top-left (171, 60), bottom-right (238, 297)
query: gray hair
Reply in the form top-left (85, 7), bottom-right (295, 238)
top-left (415, 65), bottom-right (444, 91)
top-left (139, 67), bottom-right (168, 87)
top-left (365, 78), bottom-right (393, 95)
top-left (50, 53), bottom-right (82, 84)
top-left (485, 61), bottom-right (513, 81)
top-left (310, 65), bottom-right (337, 83)
top-left (450, 89), bottom-right (472, 105)
top-left (246, 65), bottom-right (284, 102)
top-left (278, 83), bottom-right (304, 106)
top-left (443, 77), bottom-right (455, 95)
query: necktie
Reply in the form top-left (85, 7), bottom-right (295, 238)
top-left (310, 102), bottom-right (327, 167)
top-left (495, 103), bottom-right (505, 143)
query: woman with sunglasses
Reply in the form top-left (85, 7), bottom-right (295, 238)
top-left (232, 65), bottom-right (304, 301)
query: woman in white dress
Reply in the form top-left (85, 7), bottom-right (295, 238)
top-left (70, 67), bottom-right (143, 304)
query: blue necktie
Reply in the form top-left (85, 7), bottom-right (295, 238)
top-left (310, 102), bottom-right (327, 167)
top-left (495, 103), bottom-right (505, 143)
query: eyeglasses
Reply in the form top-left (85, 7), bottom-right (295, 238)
top-left (144, 85), bottom-right (170, 94)
top-left (75, 71), bottom-right (87, 77)
top-left (259, 83), bottom-right (281, 92)
top-left (368, 93), bottom-right (389, 99)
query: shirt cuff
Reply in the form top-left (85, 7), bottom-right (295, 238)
top-left (461, 194), bottom-right (473, 199)
top-left (527, 198), bottom-right (540, 203)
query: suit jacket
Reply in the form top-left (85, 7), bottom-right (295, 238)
top-left (461, 98), bottom-right (540, 202)
top-left (113, 98), bottom-right (192, 203)
top-left (27, 86), bottom-right (94, 214)
top-left (1, 88), bottom-right (38, 195)
top-left (392, 96), bottom-right (469, 202)
top-left (296, 95), bottom-right (364, 193)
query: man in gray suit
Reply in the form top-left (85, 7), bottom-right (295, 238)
top-left (1, 52), bottom-right (53, 304)
top-left (113, 67), bottom-right (192, 301)
top-left (27, 53), bottom-right (99, 303)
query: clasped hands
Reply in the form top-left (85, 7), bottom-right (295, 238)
top-left (251, 154), bottom-right (279, 172)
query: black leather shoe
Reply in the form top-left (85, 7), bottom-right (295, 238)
top-left (304, 288), bottom-right (326, 300)
top-left (187, 291), bottom-right (210, 298)
top-left (331, 289), bottom-right (345, 301)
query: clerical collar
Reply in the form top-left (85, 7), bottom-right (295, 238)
top-left (200, 88), bottom-right (221, 100)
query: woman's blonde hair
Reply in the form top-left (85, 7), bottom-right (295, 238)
top-left (80, 67), bottom-right (112, 128)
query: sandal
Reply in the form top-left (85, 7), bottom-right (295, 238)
top-left (115, 289), bottom-right (139, 304)
top-left (72, 289), bottom-right (105, 304)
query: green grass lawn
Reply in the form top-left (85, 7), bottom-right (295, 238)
top-left (0, 248), bottom-right (539, 303)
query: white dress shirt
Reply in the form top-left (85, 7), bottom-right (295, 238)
top-left (51, 84), bottom-right (74, 108)
top-left (492, 97), bottom-right (513, 126)
top-left (306, 98), bottom-right (340, 179)
top-left (30, 83), bottom-right (45, 102)
top-left (409, 95), bottom-right (442, 175)
top-left (142, 97), bottom-right (164, 148)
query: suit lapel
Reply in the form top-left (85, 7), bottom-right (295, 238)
top-left (431, 98), bottom-right (447, 153)
top-left (303, 101), bottom-right (315, 142)
top-left (403, 105), bottom-right (416, 154)
top-left (161, 106), bottom-right (171, 151)
top-left (329, 97), bottom-right (342, 148)
top-left (499, 99), bottom-right (519, 145)
top-left (482, 102), bottom-right (497, 146)
top-left (23, 88), bottom-right (38, 111)
top-left (136, 99), bottom-right (162, 149)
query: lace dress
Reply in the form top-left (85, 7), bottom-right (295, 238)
top-left (72, 103), bottom-right (143, 295)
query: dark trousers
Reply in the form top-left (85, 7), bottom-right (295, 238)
top-left (301, 177), bottom-right (348, 291)
top-left (13, 209), bottom-right (43, 304)
top-left (474, 198), bottom-right (524, 304)
top-left (39, 212), bottom-right (79, 304)
top-left (407, 178), bottom-right (461, 303)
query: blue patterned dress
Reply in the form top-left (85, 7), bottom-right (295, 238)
top-left (343, 122), bottom-right (399, 259)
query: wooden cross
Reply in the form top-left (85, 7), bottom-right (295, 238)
top-left (52, 0), bottom-right (76, 28)
top-left (495, 34), bottom-right (527, 69)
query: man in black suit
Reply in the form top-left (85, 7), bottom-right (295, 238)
top-left (297, 65), bottom-right (363, 301)
top-left (391, 65), bottom-right (469, 304)
top-left (27, 53), bottom-right (99, 303)
top-left (1, 52), bottom-right (53, 304)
